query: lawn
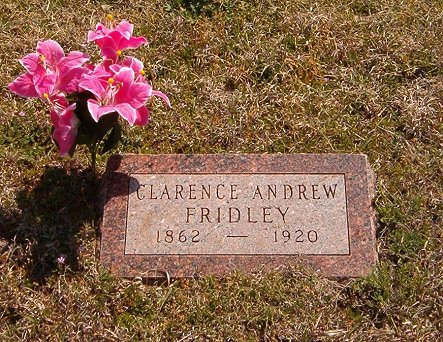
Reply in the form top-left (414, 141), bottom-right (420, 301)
top-left (0, 0), bottom-right (442, 340)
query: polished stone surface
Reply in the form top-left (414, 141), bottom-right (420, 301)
top-left (126, 173), bottom-right (349, 255)
top-left (98, 154), bottom-right (377, 278)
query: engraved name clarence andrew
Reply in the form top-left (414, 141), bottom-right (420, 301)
top-left (135, 180), bottom-right (341, 225)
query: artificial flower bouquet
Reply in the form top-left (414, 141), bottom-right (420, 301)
top-left (8, 16), bottom-right (170, 169)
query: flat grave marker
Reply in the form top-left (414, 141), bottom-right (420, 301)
top-left (99, 154), bottom-right (377, 278)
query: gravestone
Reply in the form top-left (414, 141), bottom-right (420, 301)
top-left (98, 154), bottom-right (377, 278)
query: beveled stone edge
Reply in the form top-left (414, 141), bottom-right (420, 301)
top-left (98, 153), bottom-right (378, 278)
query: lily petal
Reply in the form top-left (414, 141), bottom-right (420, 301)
top-left (79, 74), bottom-right (107, 99)
top-left (87, 100), bottom-right (116, 122)
top-left (19, 53), bottom-right (40, 73)
top-left (113, 103), bottom-right (137, 126)
top-left (115, 20), bottom-right (134, 39)
top-left (116, 82), bottom-right (151, 109)
top-left (151, 90), bottom-right (171, 108)
top-left (50, 103), bottom-right (79, 156)
top-left (34, 73), bottom-right (56, 97)
top-left (87, 23), bottom-right (111, 42)
top-left (120, 56), bottom-right (144, 74)
top-left (36, 40), bottom-right (64, 66)
top-left (114, 67), bottom-right (135, 85)
top-left (109, 64), bottom-right (123, 74)
top-left (93, 36), bottom-right (119, 60)
top-left (51, 94), bottom-right (70, 112)
top-left (59, 51), bottom-right (90, 74)
top-left (134, 106), bottom-right (150, 126)
top-left (58, 66), bottom-right (90, 93)
top-left (8, 73), bottom-right (39, 98)
top-left (92, 61), bottom-right (113, 78)
top-left (119, 36), bottom-right (148, 51)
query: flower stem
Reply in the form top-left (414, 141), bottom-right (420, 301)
top-left (90, 139), bottom-right (97, 173)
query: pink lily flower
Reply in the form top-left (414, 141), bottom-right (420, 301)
top-left (79, 66), bottom-right (150, 126)
top-left (87, 20), bottom-right (148, 60)
top-left (79, 66), bottom-right (170, 126)
top-left (8, 40), bottom-right (89, 100)
top-left (110, 57), bottom-right (172, 107)
top-left (49, 95), bottom-right (80, 156)
top-left (110, 56), bottom-right (144, 76)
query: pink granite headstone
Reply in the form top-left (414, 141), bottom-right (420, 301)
top-left (98, 154), bottom-right (377, 278)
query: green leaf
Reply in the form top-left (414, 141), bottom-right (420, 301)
top-left (100, 123), bottom-right (122, 155)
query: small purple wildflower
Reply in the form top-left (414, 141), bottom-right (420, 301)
top-left (57, 255), bottom-right (66, 265)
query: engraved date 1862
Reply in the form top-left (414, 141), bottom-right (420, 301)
top-left (156, 229), bottom-right (200, 243)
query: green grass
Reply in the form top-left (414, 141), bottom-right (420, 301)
top-left (1, 0), bottom-right (442, 340)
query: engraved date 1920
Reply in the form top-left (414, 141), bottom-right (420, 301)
top-left (274, 229), bottom-right (318, 243)
top-left (156, 229), bottom-right (200, 243)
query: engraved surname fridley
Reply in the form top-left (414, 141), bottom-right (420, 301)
top-left (124, 174), bottom-right (350, 255)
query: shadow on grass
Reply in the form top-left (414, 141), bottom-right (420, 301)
top-left (171, 0), bottom-right (220, 17)
top-left (0, 166), bottom-right (100, 284)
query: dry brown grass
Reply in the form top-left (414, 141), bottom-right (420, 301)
top-left (1, 0), bottom-right (442, 340)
